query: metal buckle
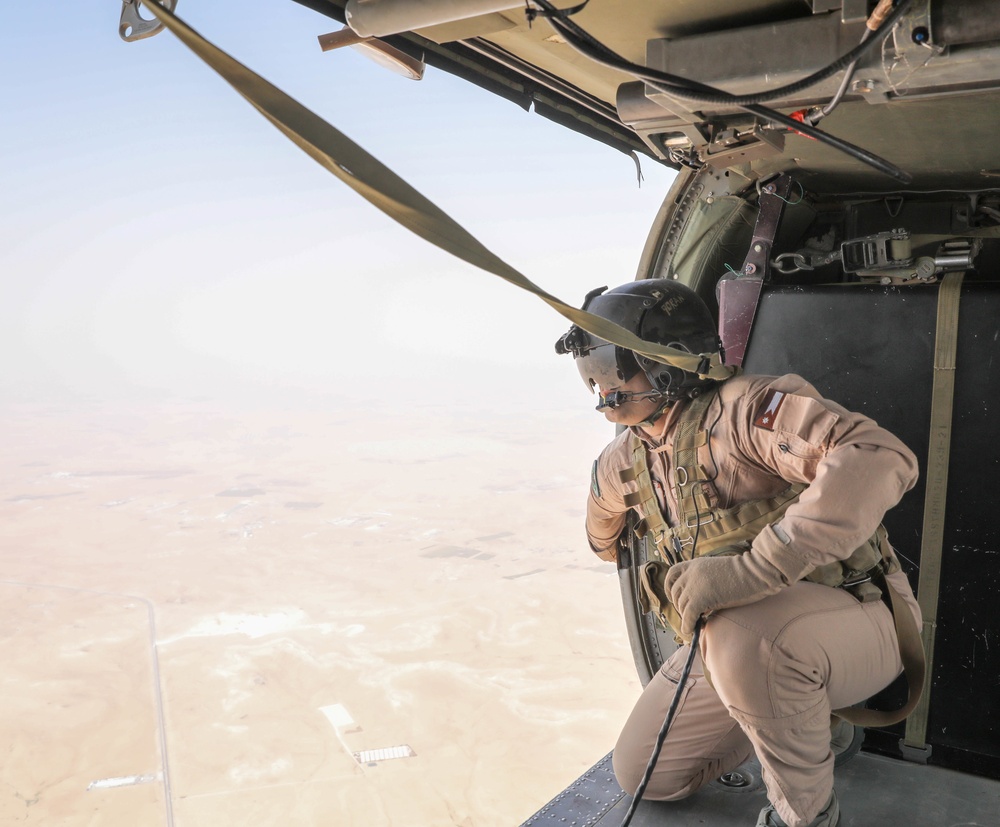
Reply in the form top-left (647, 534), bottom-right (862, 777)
top-left (119, 0), bottom-right (179, 42)
top-left (840, 571), bottom-right (873, 588)
top-left (685, 513), bottom-right (715, 528)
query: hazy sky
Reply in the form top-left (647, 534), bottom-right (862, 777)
top-left (1, 2), bottom-right (676, 409)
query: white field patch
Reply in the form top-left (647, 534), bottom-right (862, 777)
top-left (86, 774), bottom-right (160, 791)
top-left (159, 609), bottom-right (326, 644)
top-left (320, 703), bottom-right (358, 731)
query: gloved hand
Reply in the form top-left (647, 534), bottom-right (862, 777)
top-left (663, 543), bottom-right (810, 638)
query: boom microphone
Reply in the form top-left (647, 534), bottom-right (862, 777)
top-left (596, 389), bottom-right (665, 411)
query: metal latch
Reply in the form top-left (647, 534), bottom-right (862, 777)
top-left (840, 229), bottom-right (913, 273)
top-left (774, 230), bottom-right (981, 283)
top-left (699, 123), bottom-right (785, 169)
top-left (899, 738), bottom-right (933, 764)
top-left (119, 0), bottom-right (178, 42)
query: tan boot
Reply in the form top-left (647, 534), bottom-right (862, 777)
top-left (830, 717), bottom-right (864, 767)
top-left (756, 790), bottom-right (840, 827)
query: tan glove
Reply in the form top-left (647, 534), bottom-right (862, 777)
top-left (663, 542), bottom-right (811, 638)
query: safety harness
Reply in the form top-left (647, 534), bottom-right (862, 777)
top-left (627, 388), bottom-right (925, 727)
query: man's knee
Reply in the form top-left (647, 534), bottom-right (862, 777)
top-left (611, 748), bottom-right (702, 801)
top-left (702, 609), bottom-right (833, 725)
top-left (701, 614), bottom-right (766, 688)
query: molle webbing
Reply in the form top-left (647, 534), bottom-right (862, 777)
top-left (619, 390), bottom-right (805, 564)
top-left (623, 388), bottom-right (925, 727)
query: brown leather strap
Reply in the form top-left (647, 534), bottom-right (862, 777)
top-left (717, 174), bottom-right (794, 366)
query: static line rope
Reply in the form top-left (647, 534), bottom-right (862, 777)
top-left (136, 1), bottom-right (734, 384)
top-left (619, 617), bottom-right (704, 827)
top-left (903, 271), bottom-right (965, 759)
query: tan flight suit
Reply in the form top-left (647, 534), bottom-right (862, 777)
top-left (588, 373), bottom-right (921, 827)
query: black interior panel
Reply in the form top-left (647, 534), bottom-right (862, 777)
top-left (744, 281), bottom-right (1000, 778)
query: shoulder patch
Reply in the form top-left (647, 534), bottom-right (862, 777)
top-left (591, 459), bottom-right (601, 498)
top-left (754, 389), bottom-right (786, 431)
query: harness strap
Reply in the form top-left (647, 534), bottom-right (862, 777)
top-left (902, 271), bottom-right (964, 754)
top-left (827, 523), bottom-right (925, 727)
top-left (621, 390), bottom-right (809, 565)
top-left (136, 1), bottom-right (736, 383)
top-left (673, 393), bottom-right (719, 540)
top-left (621, 438), bottom-right (675, 562)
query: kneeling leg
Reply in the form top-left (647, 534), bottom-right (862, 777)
top-left (613, 645), bottom-right (753, 800)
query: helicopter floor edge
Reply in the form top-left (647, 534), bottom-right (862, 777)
top-left (520, 748), bottom-right (1000, 826)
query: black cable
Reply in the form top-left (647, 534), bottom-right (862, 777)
top-left (533, 0), bottom-right (912, 107)
top-left (620, 393), bottom-right (716, 823)
top-left (739, 102), bottom-right (909, 183)
top-left (537, 4), bottom-right (911, 182)
top-left (620, 616), bottom-right (705, 827)
top-left (817, 28), bottom-right (874, 121)
top-left (703, 391), bottom-right (725, 484)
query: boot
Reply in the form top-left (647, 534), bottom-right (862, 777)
top-left (830, 717), bottom-right (864, 767)
top-left (756, 790), bottom-right (839, 827)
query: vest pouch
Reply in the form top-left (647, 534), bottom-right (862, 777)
top-left (703, 541), bottom-right (751, 558)
top-left (805, 531), bottom-right (883, 588)
top-left (638, 560), bottom-right (688, 642)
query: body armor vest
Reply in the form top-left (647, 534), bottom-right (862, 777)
top-left (624, 389), bottom-right (892, 640)
top-left (623, 387), bottom-right (924, 728)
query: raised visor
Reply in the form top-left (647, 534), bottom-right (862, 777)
top-left (520, 750), bottom-right (1000, 826)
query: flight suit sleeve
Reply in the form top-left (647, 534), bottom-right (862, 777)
top-left (586, 436), bottom-right (631, 563)
top-left (734, 375), bottom-right (919, 576)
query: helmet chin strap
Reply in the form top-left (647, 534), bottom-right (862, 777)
top-left (641, 398), bottom-right (675, 426)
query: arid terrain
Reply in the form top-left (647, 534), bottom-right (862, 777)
top-left (0, 397), bottom-right (640, 826)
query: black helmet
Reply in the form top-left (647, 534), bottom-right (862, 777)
top-left (555, 279), bottom-right (723, 401)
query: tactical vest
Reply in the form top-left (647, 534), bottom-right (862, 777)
top-left (624, 389), bottom-right (892, 641)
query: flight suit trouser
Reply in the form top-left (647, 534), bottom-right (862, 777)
top-left (612, 581), bottom-right (905, 827)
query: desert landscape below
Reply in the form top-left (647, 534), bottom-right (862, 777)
top-left (0, 396), bottom-right (640, 826)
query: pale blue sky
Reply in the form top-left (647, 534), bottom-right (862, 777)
top-left (1, 1), bottom-right (676, 408)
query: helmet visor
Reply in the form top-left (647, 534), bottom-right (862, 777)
top-left (574, 339), bottom-right (638, 393)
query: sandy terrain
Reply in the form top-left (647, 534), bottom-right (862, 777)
top-left (0, 398), bottom-right (641, 826)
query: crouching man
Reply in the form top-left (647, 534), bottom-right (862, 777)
top-left (556, 279), bottom-right (923, 827)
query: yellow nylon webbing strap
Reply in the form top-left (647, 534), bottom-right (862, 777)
top-left (833, 574), bottom-right (927, 728)
top-left (678, 484), bottom-right (803, 545)
top-left (624, 437), bottom-right (672, 557)
top-left (138, 1), bottom-right (735, 382)
top-left (673, 392), bottom-right (720, 541)
top-left (908, 227), bottom-right (1000, 246)
top-left (623, 491), bottom-right (644, 508)
top-left (674, 430), bottom-right (708, 451)
top-left (903, 271), bottom-right (964, 749)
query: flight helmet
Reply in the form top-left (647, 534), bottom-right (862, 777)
top-left (555, 279), bottom-right (723, 402)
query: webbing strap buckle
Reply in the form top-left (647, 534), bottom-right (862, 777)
top-left (119, 0), bottom-right (178, 41)
top-left (685, 512), bottom-right (715, 528)
top-left (840, 571), bottom-right (873, 588)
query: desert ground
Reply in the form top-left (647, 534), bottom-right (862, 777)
top-left (0, 396), bottom-right (641, 826)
